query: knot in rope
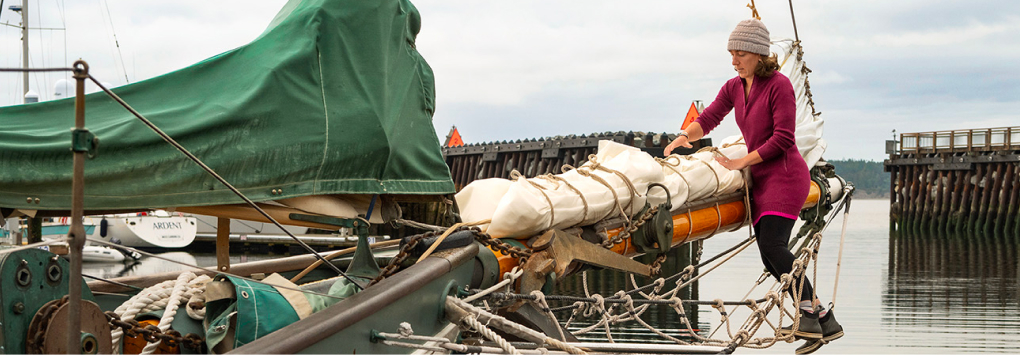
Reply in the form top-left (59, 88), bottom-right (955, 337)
top-left (585, 294), bottom-right (605, 318)
top-left (651, 278), bottom-right (666, 293)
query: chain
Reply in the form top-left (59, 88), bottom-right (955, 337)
top-left (601, 205), bottom-right (660, 247)
top-left (369, 232), bottom-right (433, 286)
top-left (470, 227), bottom-right (533, 263)
top-left (104, 311), bottom-right (205, 350)
top-left (26, 296), bottom-right (68, 353)
top-left (649, 254), bottom-right (668, 276)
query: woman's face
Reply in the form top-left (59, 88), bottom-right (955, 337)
top-left (730, 50), bottom-right (759, 79)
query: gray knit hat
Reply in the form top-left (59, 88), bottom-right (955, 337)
top-left (728, 19), bottom-right (770, 56)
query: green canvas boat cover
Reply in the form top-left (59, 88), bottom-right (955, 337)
top-left (0, 0), bottom-right (453, 211)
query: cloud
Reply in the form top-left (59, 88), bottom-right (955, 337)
top-left (2, 0), bottom-right (1018, 163)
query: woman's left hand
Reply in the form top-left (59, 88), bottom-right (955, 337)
top-left (716, 155), bottom-right (749, 170)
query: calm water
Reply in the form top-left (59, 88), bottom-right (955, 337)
top-left (82, 200), bottom-right (1020, 353)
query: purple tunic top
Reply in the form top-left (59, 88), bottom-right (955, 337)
top-left (693, 72), bottom-right (809, 225)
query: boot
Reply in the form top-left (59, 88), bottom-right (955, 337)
top-left (794, 309), bottom-right (843, 355)
top-left (819, 308), bottom-right (844, 341)
top-left (778, 308), bottom-right (822, 340)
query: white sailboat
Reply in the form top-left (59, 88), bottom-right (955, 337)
top-left (40, 211), bottom-right (197, 249)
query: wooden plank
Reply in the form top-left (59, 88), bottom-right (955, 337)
top-left (216, 217), bottom-right (230, 273)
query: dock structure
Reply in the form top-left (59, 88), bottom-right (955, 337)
top-left (884, 126), bottom-right (1020, 239)
top-left (442, 131), bottom-right (708, 189)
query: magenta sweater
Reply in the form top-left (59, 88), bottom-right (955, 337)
top-left (693, 72), bottom-right (809, 225)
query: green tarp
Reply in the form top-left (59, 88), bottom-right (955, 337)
top-left (0, 0), bottom-right (453, 211)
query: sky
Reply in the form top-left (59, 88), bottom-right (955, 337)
top-left (1, 0), bottom-right (1017, 162)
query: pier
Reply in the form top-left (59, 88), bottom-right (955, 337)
top-left (884, 126), bottom-right (1020, 239)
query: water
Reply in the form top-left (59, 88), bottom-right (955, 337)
top-left (81, 200), bottom-right (1020, 353)
top-left (555, 199), bottom-right (1020, 353)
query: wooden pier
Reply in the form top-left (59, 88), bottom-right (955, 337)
top-left (884, 126), bottom-right (1020, 239)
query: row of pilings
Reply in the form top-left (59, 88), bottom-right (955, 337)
top-left (886, 127), bottom-right (1020, 240)
top-left (888, 161), bottom-right (1020, 239)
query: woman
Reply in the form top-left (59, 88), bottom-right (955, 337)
top-left (664, 19), bottom-right (842, 353)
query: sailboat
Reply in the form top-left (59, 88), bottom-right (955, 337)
top-left (0, 0), bottom-right (849, 354)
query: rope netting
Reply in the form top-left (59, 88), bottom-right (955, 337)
top-left (452, 184), bottom-right (854, 354)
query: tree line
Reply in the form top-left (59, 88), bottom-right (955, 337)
top-left (826, 159), bottom-right (889, 199)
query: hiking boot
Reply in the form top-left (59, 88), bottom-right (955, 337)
top-left (778, 309), bottom-right (822, 340)
top-left (794, 309), bottom-right (844, 355)
top-left (795, 340), bottom-right (822, 355)
top-left (819, 309), bottom-right (844, 342)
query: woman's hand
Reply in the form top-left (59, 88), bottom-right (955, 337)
top-left (664, 136), bottom-right (693, 156)
top-left (716, 155), bottom-right (750, 170)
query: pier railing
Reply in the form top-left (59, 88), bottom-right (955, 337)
top-left (895, 127), bottom-right (1020, 154)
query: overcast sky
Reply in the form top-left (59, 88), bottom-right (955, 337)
top-left (1, 0), bottom-right (1017, 161)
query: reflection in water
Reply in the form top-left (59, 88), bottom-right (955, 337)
top-left (886, 235), bottom-right (1020, 351)
top-left (551, 243), bottom-right (710, 342)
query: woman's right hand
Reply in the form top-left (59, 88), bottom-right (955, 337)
top-left (664, 136), bottom-right (693, 156)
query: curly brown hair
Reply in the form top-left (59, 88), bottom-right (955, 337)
top-left (754, 53), bottom-right (780, 77)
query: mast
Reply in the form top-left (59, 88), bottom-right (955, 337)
top-left (21, 0), bottom-right (29, 99)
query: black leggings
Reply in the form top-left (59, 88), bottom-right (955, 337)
top-left (755, 215), bottom-right (815, 302)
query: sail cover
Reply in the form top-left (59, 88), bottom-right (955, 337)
top-left (0, 0), bottom-right (454, 212)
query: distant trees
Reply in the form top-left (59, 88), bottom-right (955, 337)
top-left (826, 159), bottom-right (890, 199)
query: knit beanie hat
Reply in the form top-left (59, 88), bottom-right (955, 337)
top-left (728, 19), bottom-right (770, 56)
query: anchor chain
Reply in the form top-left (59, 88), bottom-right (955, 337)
top-left (601, 205), bottom-right (660, 247)
top-left (370, 232), bottom-right (432, 286)
top-left (470, 227), bottom-right (533, 263)
top-left (104, 311), bottom-right (205, 351)
top-left (26, 296), bottom-right (67, 354)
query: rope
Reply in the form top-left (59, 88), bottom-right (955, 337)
top-left (830, 187), bottom-right (854, 308)
top-left (110, 272), bottom-right (211, 350)
top-left (417, 219), bottom-right (492, 261)
top-left (447, 297), bottom-right (587, 355)
top-left (463, 267), bottom-right (523, 303)
top-left (463, 314), bottom-right (521, 355)
top-left (538, 174), bottom-right (590, 225)
top-left (289, 239), bottom-right (402, 283)
top-left (564, 164), bottom-right (628, 222)
top-left (141, 272), bottom-right (190, 354)
top-left (512, 170), bottom-right (557, 229)
top-left (584, 154), bottom-right (641, 214)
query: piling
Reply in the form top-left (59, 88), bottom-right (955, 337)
top-left (886, 126), bottom-right (1020, 239)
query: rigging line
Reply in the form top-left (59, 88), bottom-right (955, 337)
top-left (82, 273), bottom-right (144, 291)
top-left (787, 0), bottom-right (800, 43)
top-left (84, 75), bottom-right (365, 290)
top-left (34, 0), bottom-right (45, 100)
top-left (99, 0), bottom-right (128, 82)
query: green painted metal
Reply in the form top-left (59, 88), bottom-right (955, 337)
top-left (300, 259), bottom-right (473, 354)
top-left (70, 128), bottom-right (99, 159)
top-left (288, 213), bottom-right (379, 280)
top-left (0, 249), bottom-right (94, 354)
top-left (0, 0), bottom-right (453, 212)
top-left (629, 183), bottom-right (674, 257)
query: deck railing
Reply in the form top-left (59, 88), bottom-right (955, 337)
top-left (895, 126), bottom-right (1020, 154)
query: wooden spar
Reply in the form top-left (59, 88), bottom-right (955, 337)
top-left (176, 203), bottom-right (351, 230)
top-left (489, 181), bottom-right (823, 276)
